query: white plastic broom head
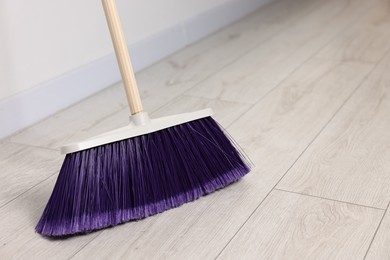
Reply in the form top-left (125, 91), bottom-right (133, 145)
top-left (60, 108), bottom-right (213, 154)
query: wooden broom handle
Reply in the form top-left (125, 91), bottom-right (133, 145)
top-left (102, 0), bottom-right (143, 115)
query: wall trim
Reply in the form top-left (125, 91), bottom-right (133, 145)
top-left (0, 0), bottom-right (271, 139)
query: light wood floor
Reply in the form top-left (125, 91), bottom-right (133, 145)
top-left (2, 0), bottom-right (390, 259)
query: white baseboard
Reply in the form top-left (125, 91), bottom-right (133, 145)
top-left (0, 0), bottom-right (272, 139)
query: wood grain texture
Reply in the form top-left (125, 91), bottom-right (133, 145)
top-left (316, 0), bottom-right (390, 63)
top-left (217, 190), bottom-right (383, 260)
top-left (0, 176), bottom-right (100, 259)
top-left (366, 209), bottom-right (390, 259)
top-left (135, 0), bottom-right (325, 96)
top-left (227, 59), bottom-right (372, 166)
top-left (277, 53), bottom-right (390, 209)
top-left (70, 59), bottom-right (372, 260)
top-left (0, 142), bottom-right (61, 207)
top-left (185, 0), bottom-right (373, 104)
top-left (151, 95), bottom-right (251, 127)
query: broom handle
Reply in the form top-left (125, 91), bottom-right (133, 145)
top-left (102, 0), bottom-right (143, 115)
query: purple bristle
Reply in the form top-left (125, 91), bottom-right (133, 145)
top-left (36, 117), bottom-right (251, 237)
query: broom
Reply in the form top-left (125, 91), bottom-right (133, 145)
top-left (36, 0), bottom-right (251, 237)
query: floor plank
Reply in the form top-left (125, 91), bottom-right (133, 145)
top-left (0, 142), bottom-right (61, 207)
top-left (134, 0), bottom-right (325, 98)
top-left (185, 0), bottom-right (373, 104)
top-left (0, 176), bottom-right (100, 259)
top-left (366, 208), bottom-right (390, 259)
top-left (151, 95), bottom-right (251, 127)
top-left (217, 190), bottom-right (383, 260)
top-left (277, 52), bottom-right (390, 209)
top-left (316, 0), bottom-right (390, 63)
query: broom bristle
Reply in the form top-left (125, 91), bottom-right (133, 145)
top-left (36, 116), bottom-right (251, 237)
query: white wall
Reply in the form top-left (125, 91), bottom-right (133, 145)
top-left (0, 0), bottom-right (230, 100)
top-left (0, 0), bottom-right (272, 139)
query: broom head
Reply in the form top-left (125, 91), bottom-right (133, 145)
top-left (36, 109), bottom-right (251, 237)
